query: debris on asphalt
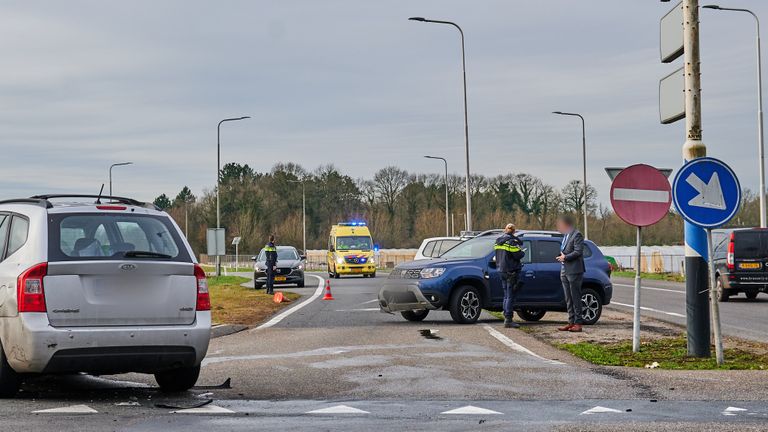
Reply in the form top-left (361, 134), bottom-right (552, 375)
top-left (196, 392), bottom-right (214, 399)
top-left (193, 378), bottom-right (232, 389)
top-left (115, 401), bottom-right (141, 406)
top-left (154, 399), bottom-right (213, 410)
top-left (419, 329), bottom-right (442, 340)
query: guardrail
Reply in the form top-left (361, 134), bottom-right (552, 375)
top-left (199, 249), bottom-right (419, 271)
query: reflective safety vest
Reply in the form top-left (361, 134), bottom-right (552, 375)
top-left (493, 243), bottom-right (521, 253)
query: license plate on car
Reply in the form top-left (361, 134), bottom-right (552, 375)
top-left (274, 276), bottom-right (287, 281)
top-left (351, 268), bottom-right (363, 273)
top-left (739, 262), bottom-right (762, 270)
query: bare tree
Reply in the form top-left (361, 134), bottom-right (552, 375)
top-left (373, 166), bottom-right (410, 215)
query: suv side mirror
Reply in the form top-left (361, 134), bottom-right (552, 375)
top-left (300, 255), bottom-right (307, 260)
top-left (488, 255), bottom-right (497, 269)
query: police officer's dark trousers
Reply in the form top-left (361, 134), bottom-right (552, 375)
top-left (266, 267), bottom-right (276, 294)
top-left (501, 271), bottom-right (519, 319)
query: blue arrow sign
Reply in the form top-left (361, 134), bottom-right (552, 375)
top-left (672, 157), bottom-right (741, 229)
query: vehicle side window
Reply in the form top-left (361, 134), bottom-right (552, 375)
top-left (533, 241), bottom-right (561, 263)
top-left (422, 241), bottom-right (436, 257)
top-left (6, 216), bottom-right (29, 257)
top-left (437, 239), bottom-right (461, 255)
top-left (521, 240), bottom-right (532, 264)
top-left (0, 215), bottom-right (9, 259)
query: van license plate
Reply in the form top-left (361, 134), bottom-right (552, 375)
top-left (739, 263), bottom-right (762, 270)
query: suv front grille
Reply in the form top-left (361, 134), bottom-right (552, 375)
top-left (389, 269), bottom-right (421, 279)
top-left (344, 256), bottom-right (367, 264)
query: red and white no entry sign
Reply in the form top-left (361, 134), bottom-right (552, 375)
top-left (610, 164), bottom-right (672, 227)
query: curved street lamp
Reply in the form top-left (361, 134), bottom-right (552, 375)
top-left (424, 155), bottom-right (449, 236)
top-left (109, 162), bottom-right (133, 197)
top-left (409, 17), bottom-right (473, 232)
top-left (553, 111), bottom-right (588, 239)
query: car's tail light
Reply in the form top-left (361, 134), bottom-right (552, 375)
top-left (18, 262), bottom-right (48, 313)
top-left (194, 264), bottom-right (210, 311)
top-left (726, 232), bottom-right (735, 271)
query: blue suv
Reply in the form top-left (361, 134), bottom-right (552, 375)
top-left (378, 231), bottom-right (613, 324)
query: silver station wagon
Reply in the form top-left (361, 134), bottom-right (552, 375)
top-left (0, 194), bottom-right (211, 397)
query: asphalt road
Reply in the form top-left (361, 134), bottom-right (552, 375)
top-left (609, 277), bottom-right (768, 343)
top-left (1, 273), bottom-right (767, 431)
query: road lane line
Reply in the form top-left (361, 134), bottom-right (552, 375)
top-left (481, 324), bottom-right (564, 366)
top-left (255, 275), bottom-right (325, 330)
top-left (613, 283), bottom-right (683, 294)
top-left (334, 308), bottom-right (380, 312)
top-left (610, 301), bottom-right (685, 318)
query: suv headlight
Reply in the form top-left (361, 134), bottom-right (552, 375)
top-left (420, 267), bottom-right (446, 279)
top-left (293, 264), bottom-right (304, 270)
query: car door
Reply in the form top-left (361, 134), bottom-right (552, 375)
top-left (0, 213), bottom-right (13, 317)
top-left (518, 239), bottom-right (563, 303)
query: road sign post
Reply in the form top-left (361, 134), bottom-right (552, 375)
top-left (609, 164), bottom-right (672, 353)
top-left (673, 157), bottom-right (742, 365)
top-left (232, 236), bottom-right (242, 270)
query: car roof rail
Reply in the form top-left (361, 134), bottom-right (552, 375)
top-left (30, 194), bottom-right (160, 210)
top-left (517, 230), bottom-right (564, 238)
top-left (0, 198), bottom-right (53, 209)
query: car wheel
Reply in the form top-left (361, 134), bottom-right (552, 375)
top-left (517, 308), bottom-right (546, 322)
top-left (254, 282), bottom-right (264, 290)
top-left (746, 290), bottom-right (759, 300)
top-left (370, 272), bottom-right (376, 278)
top-left (155, 365), bottom-right (201, 393)
top-left (401, 310), bottom-right (429, 322)
top-left (580, 288), bottom-right (602, 325)
top-left (297, 279), bottom-right (305, 288)
top-left (717, 277), bottom-right (730, 302)
top-left (0, 344), bottom-right (20, 398)
top-left (449, 285), bottom-right (482, 324)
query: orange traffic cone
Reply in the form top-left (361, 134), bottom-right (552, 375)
top-left (322, 280), bottom-right (335, 301)
top-left (273, 292), bottom-right (290, 304)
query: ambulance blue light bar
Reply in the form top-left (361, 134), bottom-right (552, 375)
top-left (338, 221), bottom-right (367, 226)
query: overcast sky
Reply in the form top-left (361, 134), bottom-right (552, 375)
top-left (1, 0), bottom-right (767, 205)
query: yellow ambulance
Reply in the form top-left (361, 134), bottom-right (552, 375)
top-left (327, 222), bottom-right (376, 278)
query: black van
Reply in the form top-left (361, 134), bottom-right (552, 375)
top-left (713, 228), bottom-right (768, 301)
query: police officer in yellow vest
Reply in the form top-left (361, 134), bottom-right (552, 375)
top-left (264, 235), bottom-right (278, 295)
top-left (494, 224), bottom-right (525, 328)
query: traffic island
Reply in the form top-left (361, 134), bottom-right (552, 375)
top-left (507, 309), bottom-right (768, 370)
top-left (208, 276), bottom-right (301, 326)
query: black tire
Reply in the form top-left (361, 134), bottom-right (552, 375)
top-left (334, 272), bottom-right (341, 279)
top-left (0, 344), bottom-right (20, 398)
top-left (155, 365), bottom-right (201, 393)
top-left (370, 272), bottom-right (376, 278)
top-left (746, 290), bottom-right (759, 300)
top-left (297, 279), bottom-right (305, 288)
top-left (362, 274), bottom-right (369, 278)
top-left (449, 285), bottom-right (482, 324)
top-left (517, 308), bottom-right (546, 322)
top-left (401, 310), bottom-right (429, 322)
top-left (254, 282), bottom-right (264, 290)
top-left (717, 277), bottom-right (730, 302)
top-left (580, 287), bottom-right (603, 325)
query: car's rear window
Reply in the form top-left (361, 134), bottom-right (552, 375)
top-left (48, 213), bottom-right (190, 262)
top-left (734, 231), bottom-right (768, 259)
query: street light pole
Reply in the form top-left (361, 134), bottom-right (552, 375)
top-left (409, 17), bottom-right (473, 231)
top-left (425, 156), bottom-right (450, 236)
top-left (703, 5), bottom-right (766, 227)
top-left (216, 116), bottom-right (250, 276)
top-left (108, 162), bottom-right (133, 197)
top-left (289, 179), bottom-right (307, 254)
top-left (553, 111), bottom-right (589, 239)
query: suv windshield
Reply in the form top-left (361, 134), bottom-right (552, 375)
top-left (336, 236), bottom-right (372, 251)
top-left (259, 248), bottom-right (299, 261)
top-left (734, 230), bottom-right (768, 259)
top-left (441, 236), bottom-right (495, 259)
top-left (49, 213), bottom-right (189, 262)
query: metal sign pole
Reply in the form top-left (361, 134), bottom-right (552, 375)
top-left (633, 226), bottom-right (642, 353)
top-left (705, 228), bottom-right (725, 365)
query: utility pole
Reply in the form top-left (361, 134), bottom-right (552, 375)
top-left (682, 0), bottom-right (711, 357)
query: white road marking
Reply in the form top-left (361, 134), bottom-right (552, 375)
top-left (360, 299), bottom-right (379, 305)
top-left (171, 405), bottom-right (235, 414)
top-left (441, 405), bottom-right (502, 415)
top-left (613, 188), bottom-right (670, 203)
top-left (335, 308), bottom-right (380, 312)
top-left (203, 343), bottom-right (426, 365)
top-left (33, 404), bottom-right (98, 414)
top-left (580, 406), bottom-right (623, 415)
top-left (611, 301), bottom-right (685, 318)
top-left (613, 283), bottom-right (683, 295)
top-left (307, 405), bottom-right (369, 414)
top-left (256, 275), bottom-right (325, 330)
top-left (482, 324), bottom-right (564, 366)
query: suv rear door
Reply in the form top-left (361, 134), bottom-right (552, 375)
top-left (44, 212), bottom-right (197, 327)
top-left (517, 239), bottom-right (563, 303)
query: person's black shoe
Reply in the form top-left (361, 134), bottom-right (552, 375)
top-left (504, 318), bottom-right (520, 329)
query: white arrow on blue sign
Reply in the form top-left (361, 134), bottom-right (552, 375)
top-left (672, 157), bottom-right (741, 228)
